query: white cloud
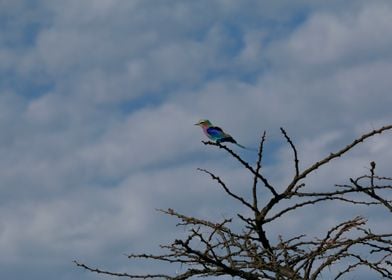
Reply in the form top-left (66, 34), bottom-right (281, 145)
top-left (0, 1), bottom-right (391, 279)
top-left (77, 103), bottom-right (200, 179)
top-left (270, 2), bottom-right (392, 67)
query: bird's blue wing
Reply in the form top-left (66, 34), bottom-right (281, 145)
top-left (206, 126), bottom-right (225, 139)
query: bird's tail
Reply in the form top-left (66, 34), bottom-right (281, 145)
top-left (218, 137), bottom-right (257, 151)
top-left (235, 143), bottom-right (257, 151)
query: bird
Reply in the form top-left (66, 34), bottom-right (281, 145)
top-left (195, 119), bottom-right (249, 149)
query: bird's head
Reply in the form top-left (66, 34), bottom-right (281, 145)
top-left (195, 119), bottom-right (212, 127)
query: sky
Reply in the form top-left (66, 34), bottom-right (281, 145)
top-left (0, 0), bottom-right (391, 279)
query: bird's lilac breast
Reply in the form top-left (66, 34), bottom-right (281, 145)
top-left (202, 126), bottom-right (215, 140)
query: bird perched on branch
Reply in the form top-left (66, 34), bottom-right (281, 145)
top-left (195, 119), bottom-right (250, 149)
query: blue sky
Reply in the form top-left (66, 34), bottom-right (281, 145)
top-left (0, 1), bottom-right (392, 279)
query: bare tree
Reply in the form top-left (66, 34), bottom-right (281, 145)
top-left (75, 125), bottom-right (392, 279)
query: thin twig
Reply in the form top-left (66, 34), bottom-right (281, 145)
top-left (203, 141), bottom-right (279, 197)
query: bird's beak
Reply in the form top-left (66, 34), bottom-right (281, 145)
top-left (194, 123), bottom-right (200, 126)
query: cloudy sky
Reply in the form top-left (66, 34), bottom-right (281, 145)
top-left (1, 0), bottom-right (391, 279)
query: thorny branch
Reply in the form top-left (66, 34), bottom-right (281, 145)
top-left (252, 131), bottom-right (267, 212)
top-left (203, 140), bottom-right (279, 198)
top-left (75, 125), bottom-right (392, 279)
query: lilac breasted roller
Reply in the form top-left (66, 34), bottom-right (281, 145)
top-left (195, 119), bottom-right (248, 149)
